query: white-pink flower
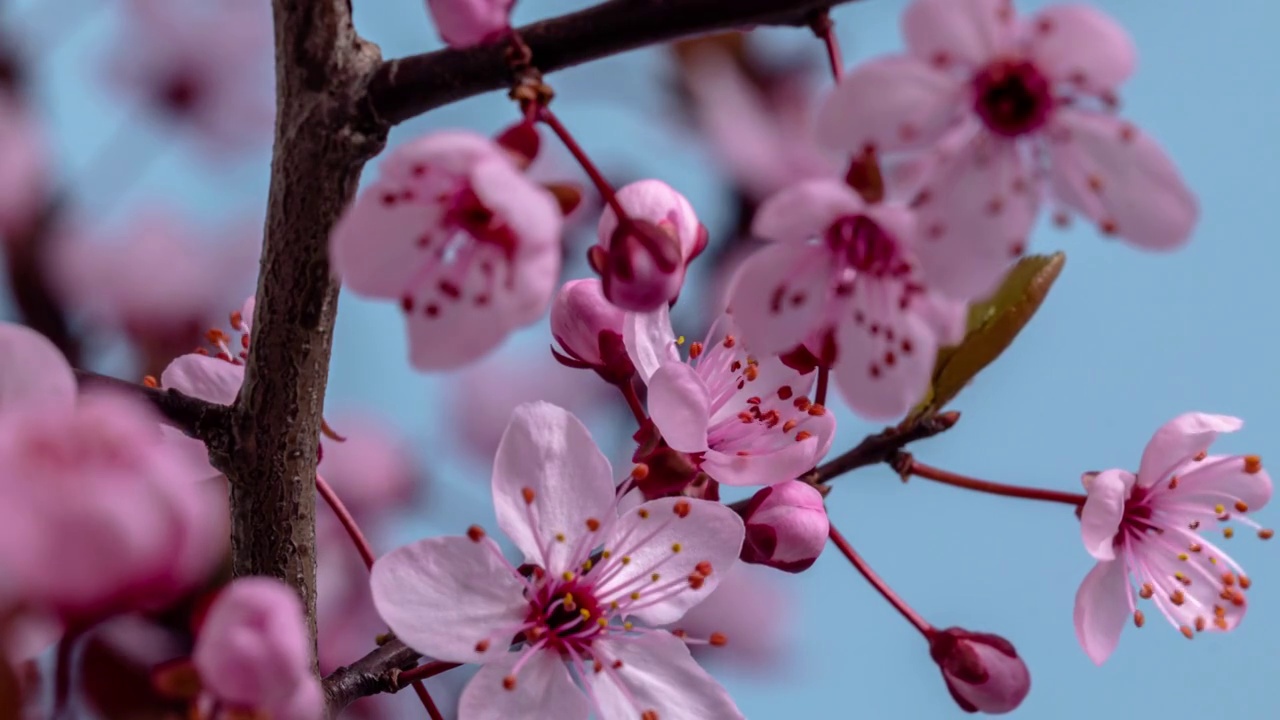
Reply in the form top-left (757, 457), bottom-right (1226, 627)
top-left (625, 304), bottom-right (837, 488)
top-left (426, 0), bottom-right (514, 48)
top-left (815, 0), bottom-right (1198, 299)
top-left (331, 131), bottom-right (563, 370)
top-left (1073, 413), bottom-right (1273, 665)
top-left (728, 180), bottom-right (966, 420)
top-left (371, 402), bottom-right (745, 720)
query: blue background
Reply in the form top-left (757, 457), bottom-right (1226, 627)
top-left (5, 0), bottom-right (1277, 717)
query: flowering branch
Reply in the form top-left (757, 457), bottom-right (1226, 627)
top-left (362, 0), bottom-right (863, 127)
top-left (73, 369), bottom-right (231, 447)
top-left (321, 637), bottom-right (423, 713)
top-left (806, 411), bottom-right (961, 485)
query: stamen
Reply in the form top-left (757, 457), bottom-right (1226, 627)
top-left (1244, 455), bottom-right (1262, 474)
top-left (467, 525), bottom-right (485, 542)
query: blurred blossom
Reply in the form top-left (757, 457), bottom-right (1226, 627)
top-left (106, 0), bottom-right (274, 156)
top-left (426, 0), bottom-right (514, 49)
top-left (664, 563), bottom-right (792, 673)
top-left (318, 411), bottom-right (424, 527)
top-left (0, 93), bottom-right (48, 237)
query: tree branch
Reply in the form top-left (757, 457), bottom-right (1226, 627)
top-left (74, 370), bottom-right (230, 448)
top-left (322, 638), bottom-right (422, 714)
top-left (805, 411), bottom-right (961, 485)
top-left (363, 0), bottom-right (861, 127)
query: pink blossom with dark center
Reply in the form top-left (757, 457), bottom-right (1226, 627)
top-left (330, 131), bottom-right (564, 371)
top-left (727, 180), bottom-right (966, 420)
top-left (371, 402), bottom-right (745, 720)
top-left (426, 0), bottom-right (515, 48)
top-left (815, 0), bottom-right (1198, 300)
top-left (1074, 413), bottom-right (1273, 665)
top-left (625, 303), bottom-right (836, 488)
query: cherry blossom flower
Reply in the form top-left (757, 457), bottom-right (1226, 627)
top-left (1073, 413), bottom-right (1273, 665)
top-left (107, 0), bottom-right (274, 156)
top-left (727, 180), bottom-right (966, 420)
top-left (0, 323), bottom-right (223, 619)
top-left (927, 627), bottom-right (1030, 714)
top-left (815, 0), bottom-right (1198, 299)
top-left (592, 180), bottom-right (708, 312)
top-left (160, 296), bottom-right (254, 410)
top-left (0, 93), bottom-right (48, 236)
top-left (193, 578), bottom-right (322, 720)
top-left (331, 131), bottom-right (563, 371)
top-left (740, 480), bottom-right (829, 572)
top-left (551, 278), bottom-right (634, 384)
top-left (426, 0), bottom-right (514, 48)
top-left (371, 402), bottom-right (746, 720)
top-left (625, 301), bottom-right (834, 495)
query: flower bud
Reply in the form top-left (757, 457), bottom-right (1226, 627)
top-left (426, 0), bottom-right (514, 49)
top-left (551, 278), bottom-right (634, 383)
top-left (740, 481), bottom-right (828, 572)
top-left (592, 179), bottom-right (707, 312)
top-left (928, 627), bottom-right (1031, 714)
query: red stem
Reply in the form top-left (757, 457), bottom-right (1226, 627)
top-left (537, 106), bottom-right (626, 218)
top-left (400, 661), bottom-right (463, 685)
top-left (906, 460), bottom-right (1087, 507)
top-left (811, 12), bottom-right (844, 81)
top-left (619, 378), bottom-right (647, 426)
top-left (828, 524), bottom-right (932, 635)
top-left (814, 366), bottom-right (830, 407)
top-left (313, 475), bottom-right (444, 720)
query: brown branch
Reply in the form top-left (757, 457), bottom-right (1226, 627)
top-left (322, 638), bottom-right (423, 714)
top-left (73, 369), bottom-right (231, 449)
top-left (806, 411), bottom-right (961, 485)
top-left (363, 0), bottom-right (861, 127)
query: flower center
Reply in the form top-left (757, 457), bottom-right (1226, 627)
top-left (970, 57), bottom-right (1055, 137)
top-left (157, 71), bottom-right (203, 116)
top-left (825, 214), bottom-right (906, 278)
top-left (525, 578), bottom-right (608, 655)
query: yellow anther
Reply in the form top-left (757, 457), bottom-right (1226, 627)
top-left (555, 533), bottom-right (566, 543)
top-left (671, 543), bottom-right (682, 553)
top-left (562, 571), bottom-right (575, 582)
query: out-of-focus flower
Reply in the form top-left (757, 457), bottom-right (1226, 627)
top-left (193, 577), bottom-right (322, 720)
top-left (1074, 412), bottom-right (1272, 665)
top-left (107, 0), bottom-right (274, 156)
top-left (816, 0), bottom-right (1197, 299)
top-left (740, 481), bottom-right (828, 572)
top-left (330, 131), bottom-right (563, 371)
top-left (317, 411), bottom-right (422, 527)
top-left (0, 93), bottom-right (48, 236)
top-left (371, 402), bottom-right (746, 720)
top-left (426, 0), bottom-right (514, 49)
top-left (728, 180), bottom-right (967, 420)
top-left (592, 180), bottom-right (708, 312)
top-left (928, 627), bottom-right (1031, 714)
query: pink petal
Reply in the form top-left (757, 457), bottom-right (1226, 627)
top-left (160, 354), bottom-right (245, 406)
top-left (491, 402), bottom-right (615, 572)
top-left (815, 55), bottom-right (963, 156)
top-left (1046, 110), bottom-right (1197, 251)
top-left (458, 650), bottom-right (588, 719)
top-left (914, 132), bottom-right (1038, 301)
top-left (369, 535), bottom-right (528, 664)
top-left (647, 363), bottom-right (711, 454)
top-left (902, 0), bottom-right (1016, 67)
top-left (586, 633), bottom-right (744, 720)
top-left (403, 280), bottom-right (519, 370)
top-left (0, 323), bottom-right (76, 412)
top-left (1024, 5), bottom-right (1135, 93)
top-left (1079, 469), bottom-right (1135, 561)
top-left (623, 304), bottom-right (679, 384)
top-left (593, 497), bottom-right (744, 626)
top-left (1136, 413), bottom-right (1242, 488)
top-left (329, 183), bottom-right (439, 299)
top-left (752, 179), bottom-right (863, 245)
top-left (1072, 559), bottom-right (1129, 666)
top-left (426, 0), bottom-right (514, 49)
top-left (273, 679), bottom-right (323, 720)
top-left (831, 300), bottom-right (936, 421)
top-left (702, 443), bottom-right (818, 488)
top-left (1171, 454), bottom-right (1272, 512)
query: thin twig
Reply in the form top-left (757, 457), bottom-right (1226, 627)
top-left (806, 411), bottom-right (961, 484)
top-left (73, 369), bottom-right (230, 444)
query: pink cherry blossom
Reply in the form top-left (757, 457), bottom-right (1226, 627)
top-left (815, 0), bottom-right (1197, 299)
top-left (927, 627), bottom-right (1030, 714)
top-left (193, 577), bottom-right (322, 720)
top-left (0, 93), bottom-right (48, 236)
top-left (1073, 413), bottom-right (1273, 665)
top-left (662, 563), bottom-right (791, 672)
top-left (371, 402), bottom-right (746, 720)
top-left (0, 323), bottom-right (223, 618)
top-left (160, 296), bottom-right (254, 409)
top-left (426, 0), bottom-right (514, 48)
top-left (625, 301), bottom-right (835, 492)
top-left (740, 480), bottom-right (829, 572)
top-left (728, 180), bottom-right (966, 420)
top-left (592, 180), bottom-right (708, 312)
top-left (107, 0), bottom-right (274, 156)
top-left (331, 131), bottom-right (563, 371)
top-left (550, 278), bottom-right (634, 383)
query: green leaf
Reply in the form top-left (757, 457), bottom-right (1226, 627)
top-left (907, 252), bottom-right (1066, 424)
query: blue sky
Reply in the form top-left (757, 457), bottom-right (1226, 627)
top-left (7, 0), bottom-right (1279, 717)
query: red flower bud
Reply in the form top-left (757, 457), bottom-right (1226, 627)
top-left (593, 180), bottom-right (704, 312)
top-left (928, 628), bottom-right (1031, 714)
top-left (740, 481), bottom-right (828, 573)
top-left (550, 279), bottom-right (634, 383)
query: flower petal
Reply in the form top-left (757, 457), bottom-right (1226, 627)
top-left (647, 363), bottom-right (711, 454)
top-left (458, 650), bottom-right (588, 720)
top-left (491, 402), bottom-right (615, 572)
top-left (1136, 413), bottom-right (1242, 488)
top-left (752, 179), bottom-right (863, 245)
top-left (369, 535), bottom-right (528, 664)
top-left (1072, 559), bottom-right (1129, 666)
top-left (160, 354), bottom-right (245, 406)
top-left (902, 0), bottom-right (1016, 67)
top-left (595, 497), bottom-right (744, 626)
top-left (1172, 454), bottom-right (1272, 513)
top-left (815, 55), bottom-right (963, 156)
top-left (725, 242), bottom-right (830, 356)
top-left (329, 181), bottom-right (445, 299)
top-left (831, 295), bottom-right (937, 421)
top-left (1079, 469), bottom-right (1135, 561)
top-left (1025, 5), bottom-right (1135, 93)
top-left (1046, 110), bottom-right (1197, 251)
top-left (586, 633), bottom-right (744, 720)
top-left (624, 304), bottom-right (679, 384)
top-left (702, 443), bottom-right (817, 488)
top-left (0, 322), bottom-right (76, 412)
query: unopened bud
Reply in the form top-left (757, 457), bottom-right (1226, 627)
top-left (928, 628), bottom-right (1031, 714)
top-left (740, 481), bottom-right (828, 573)
top-left (593, 180), bottom-right (705, 312)
top-left (551, 279), bottom-right (633, 383)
